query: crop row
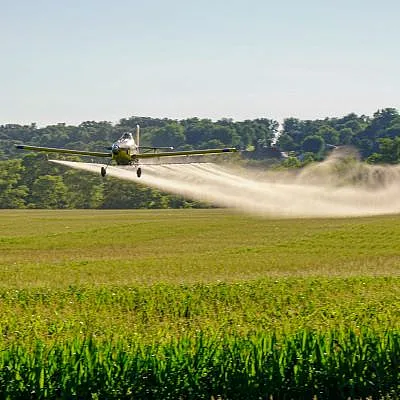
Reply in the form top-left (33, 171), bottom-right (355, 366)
top-left (0, 278), bottom-right (399, 343)
top-left (0, 329), bottom-right (399, 399)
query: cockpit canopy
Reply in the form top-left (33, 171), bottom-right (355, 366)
top-left (120, 132), bottom-right (133, 140)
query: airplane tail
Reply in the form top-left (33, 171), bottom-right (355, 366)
top-left (136, 125), bottom-right (140, 153)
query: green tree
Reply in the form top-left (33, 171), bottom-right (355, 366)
top-left (183, 118), bottom-right (213, 146)
top-left (357, 138), bottom-right (374, 158)
top-left (212, 125), bottom-right (239, 146)
top-left (281, 156), bottom-right (301, 168)
top-left (384, 122), bottom-right (400, 139)
top-left (317, 126), bottom-right (339, 145)
top-left (356, 108), bottom-right (400, 157)
top-left (339, 128), bottom-right (353, 145)
top-left (31, 175), bottom-right (68, 209)
top-left (301, 135), bottom-right (325, 154)
top-left (235, 123), bottom-right (255, 149)
top-left (0, 160), bottom-right (28, 208)
top-left (63, 169), bottom-right (104, 208)
top-left (102, 180), bottom-right (169, 209)
top-left (372, 108), bottom-right (399, 132)
top-left (151, 123), bottom-right (185, 148)
top-left (374, 137), bottom-right (400, 163)
top-left (252, 118), bottom-right (278, 149)
top-left (277, 133), bottom-right (297, 151)
top-left (20, 153), bottom-right (54, 189)
top-left (200, 139), bottom-right (225, 149)
top-left (281, 117), bottom-right (310, 146)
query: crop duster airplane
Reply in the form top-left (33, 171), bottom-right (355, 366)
top-left (15, 125), bottom-right (237, 177)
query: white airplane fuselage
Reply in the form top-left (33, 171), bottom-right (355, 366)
top-left (111, 133), bottom-right (138, 165)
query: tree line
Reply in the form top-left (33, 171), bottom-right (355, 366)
top-left (1, 108), bottom-right (400, 209)
top-left (276, 108), bottom-right (400, 165)
top-left (0, 154), bottom-right (210, 209)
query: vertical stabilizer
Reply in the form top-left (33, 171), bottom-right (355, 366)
top-left (136, 125), bottom-right (140, 152)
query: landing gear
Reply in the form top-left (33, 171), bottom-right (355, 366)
top-left (101, 159), bottom-right (113, 177)
top-left (136, 167), bottom-right (142, 178)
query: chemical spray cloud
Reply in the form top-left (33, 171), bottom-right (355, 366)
top-left (51, 151), bottom-right (400, 217)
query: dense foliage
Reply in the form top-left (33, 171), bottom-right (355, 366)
top-left (1, 108), bottom-right (400, 208)
top-left (1, 116), bottom-right (278, 161)
top-left (1, 117), bottom-right (278, 209)
top-left (277, 108), bottom-right (400, 166)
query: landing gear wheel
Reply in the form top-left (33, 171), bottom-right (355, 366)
top-left (136, 167), bottom-right (142, 178)
top-left (101, 166), bottom-right (107, 177)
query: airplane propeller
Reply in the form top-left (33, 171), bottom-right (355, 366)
top-left (111, 144), bottom-right (119, 155)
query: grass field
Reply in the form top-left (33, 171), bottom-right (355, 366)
top-left (2, 209), bottom-right (400, 286)
top-left (0, 209), bottom-right (400, 398)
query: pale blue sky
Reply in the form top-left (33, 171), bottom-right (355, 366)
top-left (1, 0), bottom-right (399, 125)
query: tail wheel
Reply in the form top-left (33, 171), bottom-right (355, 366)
top-left (136, 167), bottom-right (142, 178)
top-left (101, 167), bottom-right (106, 177)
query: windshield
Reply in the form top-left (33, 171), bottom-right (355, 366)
top-left (121, 132), bottom-right (132, 140)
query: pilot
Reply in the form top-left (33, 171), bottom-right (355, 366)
top-left (121, 132), bottom-right (132, 140)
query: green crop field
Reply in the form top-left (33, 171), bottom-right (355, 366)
top-left (0, 209), bottom-right (400, 399)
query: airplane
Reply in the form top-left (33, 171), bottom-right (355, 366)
top-left (15, 125), bottom-right (237, 178)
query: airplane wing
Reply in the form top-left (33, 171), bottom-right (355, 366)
top-left (139, 146), bottom-right (174, 151)
top-left (136, 148), bottom-right (237, 159)
top-left (15, 144), bottom-right (111, 158)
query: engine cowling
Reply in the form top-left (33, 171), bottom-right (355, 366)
top-left (111, 143), bottom-right (119, 155)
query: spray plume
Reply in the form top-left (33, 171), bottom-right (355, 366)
top-left (51, 150), bottom-right (400, 217)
